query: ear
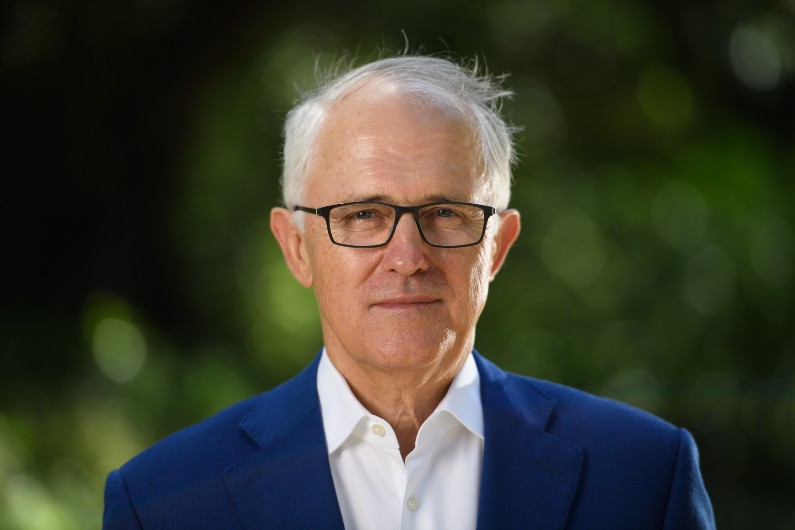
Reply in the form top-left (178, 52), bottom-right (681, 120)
top-left (488, 209), bottom-right (521, 280)
top-left (270, 207), bottom-right (314, 287)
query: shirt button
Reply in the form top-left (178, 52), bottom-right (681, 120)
top-left (407, 495), bottom-right (420, 511)
top-left (372, 423), bottom-right (386, 437)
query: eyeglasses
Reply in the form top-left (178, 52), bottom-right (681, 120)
top-left (294, 201), bottom-right (497, 248)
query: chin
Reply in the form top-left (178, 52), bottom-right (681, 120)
top-left (365, 330), bottom-right (459, 371)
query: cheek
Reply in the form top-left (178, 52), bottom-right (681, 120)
top-left (310, 245), bottom-right (375, 311)
top-left (469, 253), bottom-right (492, 306)
top-left (312, 249), bottom-right (347, 297)
top-left (305, 235), bottom-right (341, 302)
top-left (451, 247), bottom-right (492, 317)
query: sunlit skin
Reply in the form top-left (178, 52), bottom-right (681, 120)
top-left (271, 80), bottom-right (520, 458)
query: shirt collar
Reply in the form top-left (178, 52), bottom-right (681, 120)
top-left (316, 348), bottom-right (483, 454)
top-left (317, 349), bottom-right (372, 454)
top-left (425, 352), bottom-right (484, 441)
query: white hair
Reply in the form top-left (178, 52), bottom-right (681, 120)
top-left (281, 54), bottom-right (518, 210)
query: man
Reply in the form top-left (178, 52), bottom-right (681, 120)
top-left (103, 54), bottom-right (715, 529)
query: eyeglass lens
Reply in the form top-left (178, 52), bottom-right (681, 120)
top-left (327, 203), bottom-right (487, 247)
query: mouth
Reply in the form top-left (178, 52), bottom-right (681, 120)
top-left (370, 295), bottom-right (441, 309)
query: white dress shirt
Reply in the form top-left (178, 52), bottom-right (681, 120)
top-left (317, 349), bottom-right (484, 530)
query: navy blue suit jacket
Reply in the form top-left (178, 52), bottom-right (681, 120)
top-left (103, 351), bottom-right (715, 529)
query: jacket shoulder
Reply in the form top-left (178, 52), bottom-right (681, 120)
top-left (502, 371), bottom-right (682, 456)
top-left (527, 375), bottom-right (677, 433)
top-left (104, 394), bottom-right (263, 529)
top-left (104, 357), bottom-right (324, 528)
top-left (476, 352), bottom-right (679, 441)
top-left (120, 393), bottom-right (262, 481)
top-left (117, 356), bottom-right (321, 479)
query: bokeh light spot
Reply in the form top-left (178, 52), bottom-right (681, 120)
top-left (652, 180), bottom-right (709, 250)
top-left (684, 246), bottom-right (736, 315)
top-left (513, 79), bottom-right (566, 155)
top-left (729, 26), bottom-right (782, 91)
top-left (750, 218), bottom-right (794, 286)
top-left (601, 368), bottom-right (662, 414)
top-left (541, 212), bottom-right (607, 290)
top-left (3, 473), bottom-right (78, 530)
top-left (637, 65), bottom-right (694, 130)
top-left (92, 317), bottom-right (147, 383)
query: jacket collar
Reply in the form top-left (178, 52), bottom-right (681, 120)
top-left (475, 352), bottom-right (584, 530)
top-left (224, 355), bottom-right (345, 529)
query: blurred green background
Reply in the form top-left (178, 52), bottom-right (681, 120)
top-left (2, 0), bottom-right (794, 528)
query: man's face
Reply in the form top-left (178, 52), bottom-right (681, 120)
top-left (273, 83), bottom-right (519, 379)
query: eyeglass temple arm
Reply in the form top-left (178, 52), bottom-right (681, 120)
top-left (293, 206), bottom-right (323, 216)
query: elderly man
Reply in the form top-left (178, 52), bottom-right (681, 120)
top-left (103, 54), bottom-right (715, 529)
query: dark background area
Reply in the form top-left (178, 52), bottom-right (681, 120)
top-left (2, 0), bottom-right (794, 527)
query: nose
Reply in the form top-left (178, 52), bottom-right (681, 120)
top-left (381, 212), bottom-right (430, 276)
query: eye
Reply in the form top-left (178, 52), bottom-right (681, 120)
top-left (435, 208), bottom-right (459, 218)
top-left (433, 206), bottom-right (466, 219)
top-left (355, 210), bottom-right (375, 220)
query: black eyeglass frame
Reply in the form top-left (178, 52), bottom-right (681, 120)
top-left (293, 201), bottom-right (498, 248)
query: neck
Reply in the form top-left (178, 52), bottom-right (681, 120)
top-left (326, 347), bottom-right (469, 460)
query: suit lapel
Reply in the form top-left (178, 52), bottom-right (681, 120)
top-left (475, 353), bottom-right (584, 530)
top-left (224, 356), bottom-right (344, 529)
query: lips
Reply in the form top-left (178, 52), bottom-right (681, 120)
top-left (370, 295), bottom-right (440, 308)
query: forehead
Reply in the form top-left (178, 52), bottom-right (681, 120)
top-left (305, 82), bottom-right (488, 204)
